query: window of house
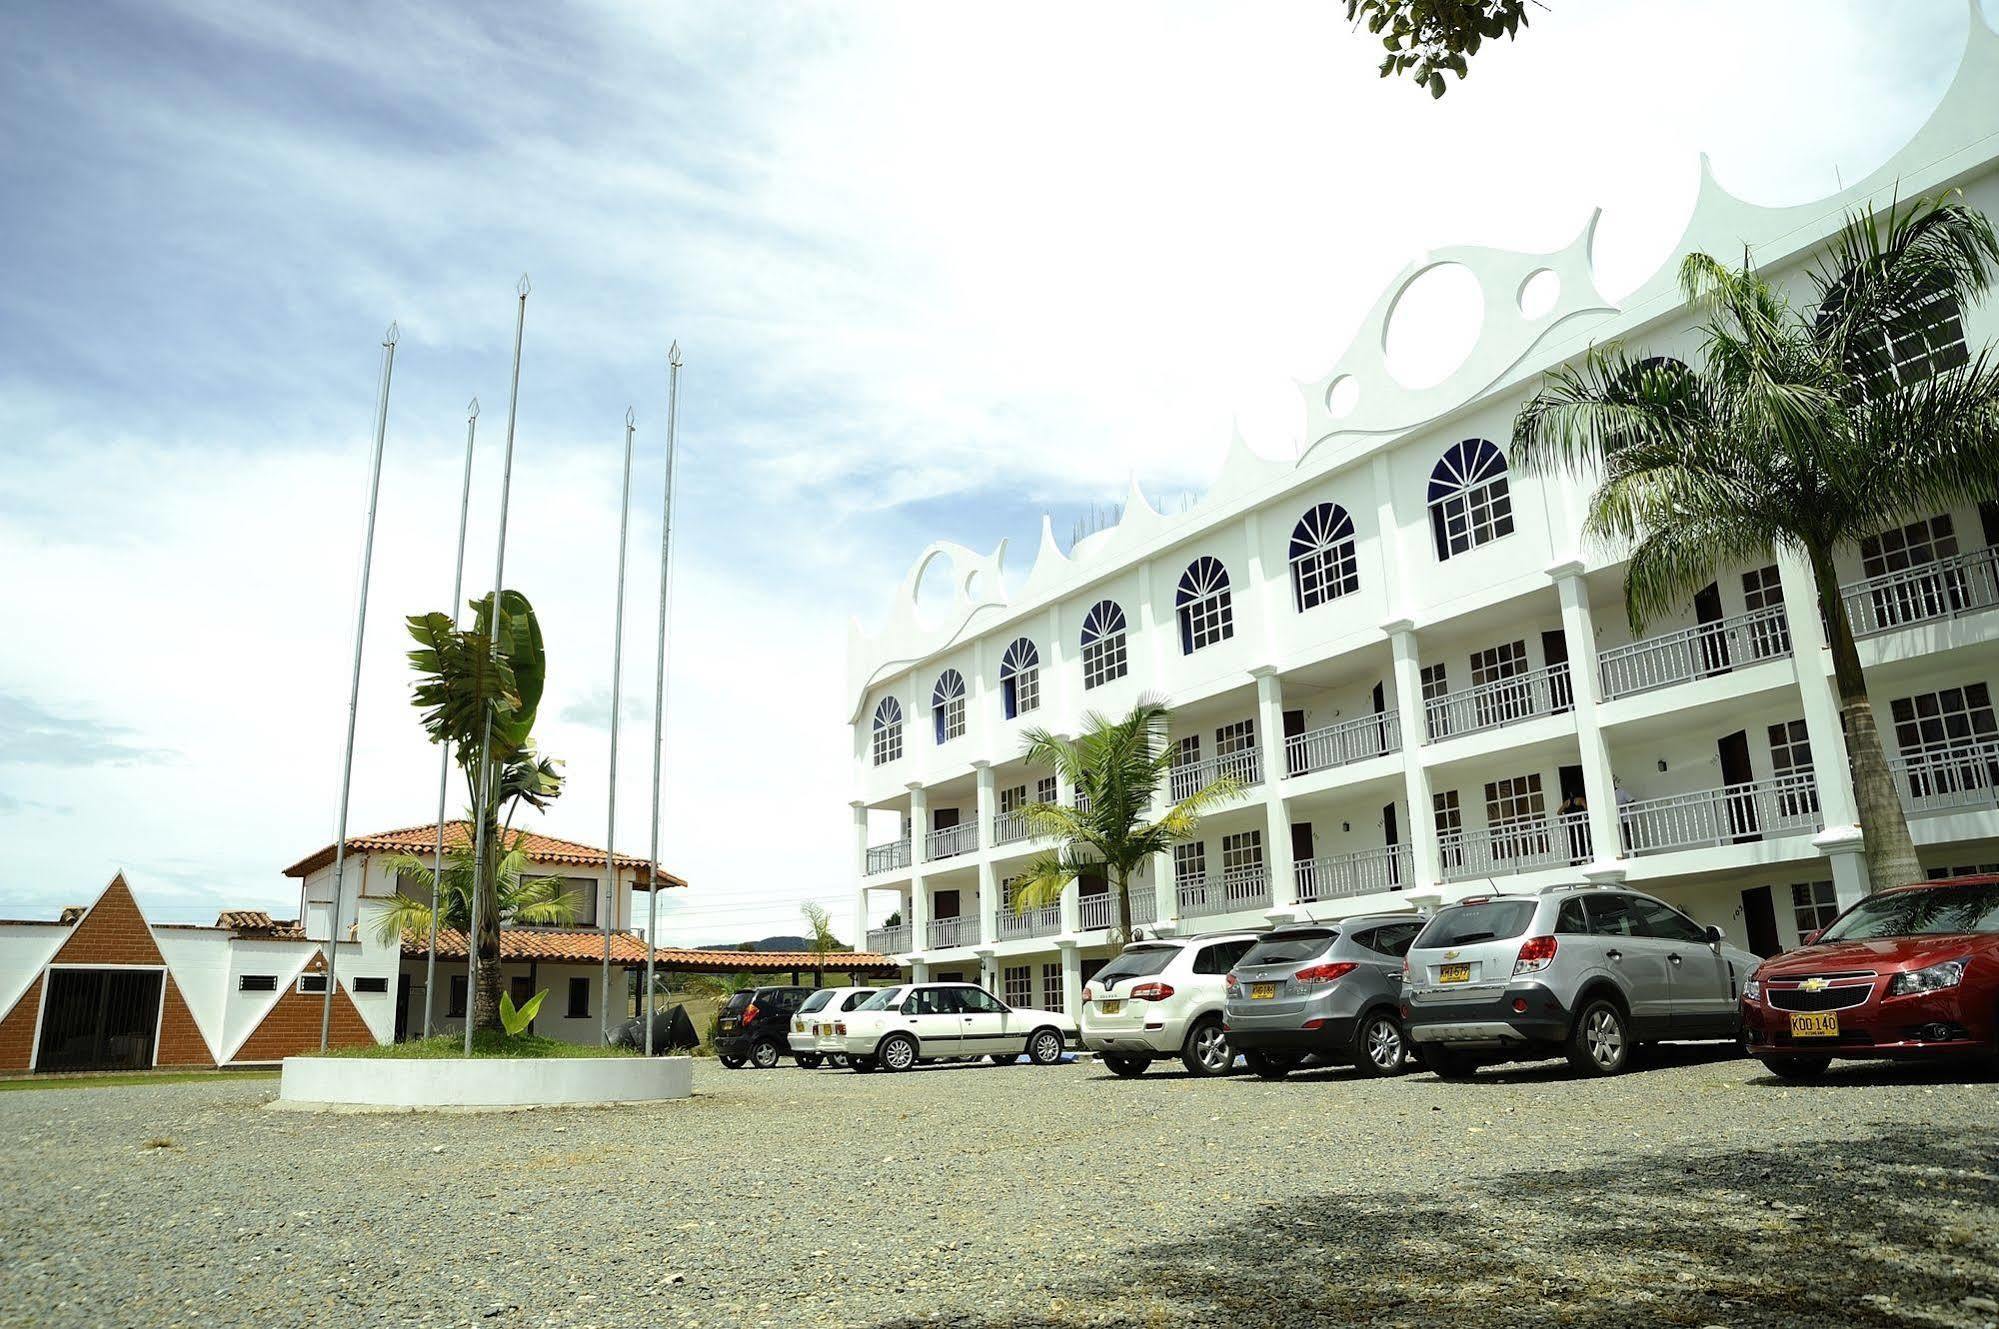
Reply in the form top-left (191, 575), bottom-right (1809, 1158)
top-left (1176, 735), bottom-right (1201, 768)
top-left (1742, 565), bottom-right (1784, 612)
top-left (1000, 784), bottom-right (1026, 814)
top-left (1927, 863), bottom-right (1999, 880)
top-left (1470, 641), bottom-right (1528, 688)
top-left (567, 975), bottom-right (590, 1019)
top-left (1791, 881), bottom-right (1840, 936)
top-left (1863, 514), bottom-right (1959, 580)
top-left (1003, 965), bottom-right (1032, 1007)
top-left (1080, 600), bottom-right (1129, 690)
top-left (999, 638), bottom-right (1041, 719)
top-left (1035, 775), bottom-right (1057, 805)
top-left (1818, 268), bottom-right (1971, 395)
top-left (448, 975), bottom-right (468, 1019)
top-left (353, 976), bottom-right (388, 995)
top-left (1428, 438), bottom-right (1514, 560)
top-left (1215, 719), bottom-right (1255, 778)
top-left (1220, 830), bottom-right (1264, 876)
top-left (1041, 962), bottom-right (1065, 1013)
top-left (238, 974), bottom-right (277, 993)
top-left (1767, 718), bottom-right (1820, 819)
top-left (1484, 773), bottom-right (1545, 826)
top-left (296, 973), bottom-right (328, 995)
top-left (560, 876), bottom-right (598, 928)
top-left (934, 888), bottom-right (961, 920)
top-left (871, 697), bottom-right (903, 766)
top-left (1433, 790), bottom-right (1464, 873)
top-left (931, 670), bottom-right (966, 744)
top-left (1289, 502), bottom-right (1359, 611)
top-left (1420, 662), bottom-right (1449, 704)
top-left (1175, 557), bottom-right (1235, 654)
top-left (1890, 682), bottom-right (1998, 757)
top-left (1173, 841), bottom-right (1207, 886)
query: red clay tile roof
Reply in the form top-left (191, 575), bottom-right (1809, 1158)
top-left (408, 929), bottom-right (894, 972)
top-left (284, 820), bottom-right (685, 889)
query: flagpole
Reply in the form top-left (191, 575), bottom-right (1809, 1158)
top-left (467, 274), bottom-right (530, 1056)
top-left (422, 397), bottom-right (480, 1040)
top-left (643, 342), bottom-right (682, 1056)
top-left (600, 406), bottom-right (637, 1046)
top-left (320, 321), bottom-right (398, 1049)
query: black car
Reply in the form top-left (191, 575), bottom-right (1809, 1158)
top-left (714, 986), bottom-right (813, 1069)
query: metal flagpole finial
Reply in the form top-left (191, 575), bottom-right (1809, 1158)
top-left (626, 405), bottom-right (636, 428)
top-left (668, 341), bottom-right (682, 368)
top-left (516, 273), bottom-right (532, 298)
top-left (384, 321), bottom-right (400, 347)
top-left (468, 397), bottom-right (480, 420)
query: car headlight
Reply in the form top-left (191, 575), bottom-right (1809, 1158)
top-left (1741, 978), bottom-right (1761, 1003)
top-left (1887, 959), bottom-right (1967, 997)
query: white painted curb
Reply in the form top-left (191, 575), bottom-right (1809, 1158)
top-left (278, 1055), bottom-right (692, 1108)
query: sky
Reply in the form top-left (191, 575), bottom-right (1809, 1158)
top-left (0, 0), bottom-right (1984, 944)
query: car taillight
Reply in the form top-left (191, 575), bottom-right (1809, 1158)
top-left (1514, 935), bottom-right (1558, 975)
top-left (1294, 962), bottom-right (1357, 984)
top-left (742, 1003), bottom-right (759, 1023)
top-left (1131, 981), bottom-right (1175, 1001)
top-left (1224, 972), bottom-right (1238, 989)
top-left (834, 1021), bottom-right (846, 1035)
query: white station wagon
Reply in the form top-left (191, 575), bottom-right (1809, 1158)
top-left (787, 986), bottom-right (880, 1067)
top-left (836, 982), bottom-right (1075, 1072)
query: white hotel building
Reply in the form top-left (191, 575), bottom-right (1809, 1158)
top-left (845, 18), bottom-right (1999, 1016)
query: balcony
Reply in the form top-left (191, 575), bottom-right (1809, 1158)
top-left (999, 903), bottom-right (1062, 941)
top-left (864, 839), bottom-right (910, 874)
top-left (1617, 774), bottom-right (1821, 856)
top-left (1425, 663), bottom-right (1572, 743)
top-left (926, 915), bottom-right (971, 948)
top-left (1078, 888), bottom-right (1156, 932)
top-left (1286, 712), bottom-right (1401, 778)
top-left (1294, 844), bottom-right (1413, 903)
top-left (1891, 740), bottom-right (1999, 816)
top-left (1842, 546), bottom-right (1999, 639)
top-left (1170, 748), bottom-right (1263, 802)
top-left (992, 809), bottom-right (1035, 846)
top-left (1437, 811), bottom-right (1591, 883)
top-left (1176, 866), bottom-right (1272, 918)
top-left (867, 923), bottom-right (910, 953)
top-left (1597, 606), bottom-right (1792, 701)
top-left (925, 822), bottom-right (978, 861)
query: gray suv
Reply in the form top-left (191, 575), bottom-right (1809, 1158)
top-left (1402, 885), bottom-right (1757, 1078)
top-left (1224, 915), bottom-right (1422, 1079)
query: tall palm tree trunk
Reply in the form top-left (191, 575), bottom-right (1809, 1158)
top-left (472, 779), bottom-right (505, 1034)
top-left (1114, 869), bottom-right (1134, 943)
top-left (1807, 543), bottom-right (1922, 889)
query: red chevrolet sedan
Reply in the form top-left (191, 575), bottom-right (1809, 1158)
top-left (1740, 874), bottom-right (1999, 1080)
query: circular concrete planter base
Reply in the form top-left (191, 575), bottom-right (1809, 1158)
top-left (277, 1054), bottom-right (692, 1110)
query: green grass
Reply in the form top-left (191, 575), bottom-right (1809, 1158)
top-left (0, 1070), bottom-right (279, 1092)
top-left (314, 1033), bottom-right (638, 1060)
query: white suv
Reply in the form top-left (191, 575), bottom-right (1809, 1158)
top-left (838, 982), bottom-right (1075, 1072)
top-left (787, 986), bottom-right (880, 1067)
top-left (1079, 931), bottom-right (1261, 1077)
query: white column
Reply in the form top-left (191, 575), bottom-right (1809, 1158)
top-left (1057, 939), bottom-right (1083, 1019)
top-left (911, 959), bottom-right (931, 983)
top-left (1044, 601), bottom-right (1072, 727)
top-left (851, 800), bottom-right (871, 946)
top-left (907, 782), bottom-right (929, 951)
top-left (1551, 564), bottom-right (1622, 871)
top-left (1386, 621), bottom-right (1441, 891)
top-left (1136, 561), bottom-right (1168, 689)
top-left (1150, 723), bottom-right (1178, 931)
top-left (1243, 510), bottom-right (1280, 662)
top-left (1053, 751), bottom-right (1081, 934)
top-left (974, 762), bottom-right (998, 945)
top-left (1251, 667), bottom-right (1298, 915)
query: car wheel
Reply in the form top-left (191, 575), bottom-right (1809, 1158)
top-left (1566, 997), bottom-right (1631, 1076)
top-left (1101, 1053), bottom-right (1150, 1078)
top-left (879, 1034), bottom-right (918, 1072)
top-left (1180, 1017), bottom-right (1232, 1077)
top-left (794, 1053), bottom-right (822, 1069)
top-left (1244, 1049), bottom-right (1297, 1080)
top-left (1758, 1055), bottom-right (1831, 1082)
top-left (717, 1055), bottom-right (746, 1070)
top-left (1423, 1046), bottom-right (1480, 1080)
top-left (1026, 1028), bottom-right (1066, 1066)
top-left (749, 1038), bottom-right (782, 1070)
top-left (829, 1054), bottom-right (849, 1067)
top-left (1354, 1011), bottom-right (1409, 1078)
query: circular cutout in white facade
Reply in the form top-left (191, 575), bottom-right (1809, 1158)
top-left (1518, 267), bottom-right (1560, 319)
top-left (1325, 374), bottom-right (1360, 419)
top-left (1382, 262), bottom-right (1483, 389)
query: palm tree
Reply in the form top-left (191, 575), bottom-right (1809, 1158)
top-left (368, 843), bottom-right (576, 946)
top-left (1510, 193), bottom-right (1999, 890)
top-left (1012, 696), bottom-right (1240, 940)
top-left (405, 589), bottom-right (565, 1032)
top-left (800, 902), bottom-right (848, 984)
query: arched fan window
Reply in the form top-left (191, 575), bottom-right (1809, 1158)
top-left (1817, 266), bottom-right (1970, 396)
top-left (871, 697), bottom-right (903, 766)
top-left (1289, 502), bottom-right (1359, 611)
top-left (1079, 600), bottom-right (1128, 690)
top-left (1175, 557), bottom-right (1235, 654)
top-left (1427, 439), bottom-right (1514, 561)
top-left (931, 669), bottom-right (966, 744)
top-left (998, 638), bottom-right (1040, 720)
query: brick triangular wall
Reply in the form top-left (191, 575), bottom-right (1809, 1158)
top-left (0, 975), bottom-right (44, 1072)
top-left (156, 976), bottom-right (215, 1068)
top-left (232, 954), bottom-right (375, 1063)
top-left (52, 875), bottom-right (165, 967)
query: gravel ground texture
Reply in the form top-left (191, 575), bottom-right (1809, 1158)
top-left (2, 1048), bottom-right (1997, 1329)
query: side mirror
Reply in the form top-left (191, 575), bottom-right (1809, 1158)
top-left (1704, 924), bottom-right (1723, 946)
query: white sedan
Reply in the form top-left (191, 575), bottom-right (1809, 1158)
top-left (787, 986), bottom-right (881, 1067)
top-left (836, 982), bottom-right (1075, 1072)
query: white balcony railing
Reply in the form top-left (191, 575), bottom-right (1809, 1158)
top-left (926, 915), bottom-right (970, 948)
top-left (866, 923), bottom-right (910, 953)
top-left (1176, 866), bottom-right (1271, 918)
top-left (1597, 606), bottom-right (1792, 701)
top-left (1078, 888), bottom-right (1156, 932)
top-left (992, 809), bottom-right (1036, 846)
top-left (1170, 747), bottom-right (1263, 802)
top-left (1286, 712), bottom-right (1401, 778)
top-left (1890, 740), bottom-right (1999, 815)
top-left (925, 822), bottom-right (978, 860)
top-left (1424, 663), bottom-right (1573, 743)
top-left (1437, 811), bottom-right (1592, 883)
top-left (864, 839), bottom-right (910, 874)
top-left (1617, 774), bottom-right (1822, 857)
top-left (1842, 546), bottom-right (1999, 639)
top-left (999, 903), bottom-right (1062, 941)
top-left (1294, 844), bottom-right (1413, 902)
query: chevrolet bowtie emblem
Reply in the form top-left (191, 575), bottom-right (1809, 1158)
top-left (1799, 977), bottom-right (1830, 993)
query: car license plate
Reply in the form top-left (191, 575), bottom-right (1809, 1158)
top-left (1790, 1011), bottom-right (1839, 1038)
top-left (1439, 963), bottom-right (1471, 984)
top-left (1250, 983), bottom-right (1276, 1000)
top-left (1100, 1000), bottom-right (1123, 1015)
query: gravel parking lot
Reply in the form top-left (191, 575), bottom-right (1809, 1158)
top-left (2, 1050), bottom-right (1996, 1328)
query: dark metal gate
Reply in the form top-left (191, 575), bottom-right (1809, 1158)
top-left (35, 968), bottom-right (163, 1072)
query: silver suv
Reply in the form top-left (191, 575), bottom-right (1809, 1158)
top-left (1080, 930), bottom-right (1261, 1077)
top-left (1223, 915), bottom-right (1422, 1079)
top-left (1402, 884), bottom-right (1758, 1078)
